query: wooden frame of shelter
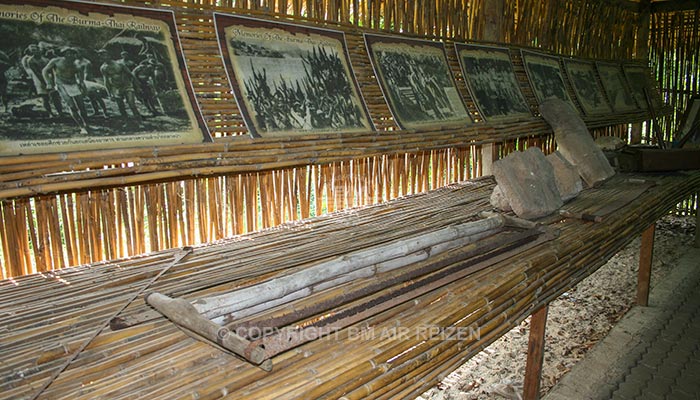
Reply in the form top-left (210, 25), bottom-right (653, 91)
top-left (1, 0), bottom-right (700, 399)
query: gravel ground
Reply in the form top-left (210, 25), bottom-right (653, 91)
top-left (418, 214), bottom-right (696, 400)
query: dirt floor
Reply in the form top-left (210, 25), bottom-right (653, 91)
top-left (418, 214), bottom-right (696, 400)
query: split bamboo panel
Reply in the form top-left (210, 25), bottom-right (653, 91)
top-left (1, 171), bottom-right (698, 399)
top-left (648, 8), bottom-right (700, 216)
top-left (508, 0), bottom-right (638, 60)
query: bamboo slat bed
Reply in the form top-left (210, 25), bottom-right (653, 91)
top-left (2, 170), bottom-right (698, 399)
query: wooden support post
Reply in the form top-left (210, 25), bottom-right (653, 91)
top-left (637, 223), bottom-right (655, 307)
top-left (481, 143), bottom-right (495, 176)
top-left (479, 0), bottom-right (503, 176)
top-left (631, 0), bottom-right (651, 145)
top-left (523, 304), bottom-right (548, 400)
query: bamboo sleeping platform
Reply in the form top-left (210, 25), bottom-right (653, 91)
top-left (2, 170), bottom-right (699, 400)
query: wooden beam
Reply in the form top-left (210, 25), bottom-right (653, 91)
top-left (637, 223), bottom-right (655, 306)
top-left (602, 0), bottom-right (643, 12)
top-left (631, 0), bottom-right (651, 144)
top-left (482, 0), bottom-right (504, 42)
top-left (523, 304), bottom-right (549, 400)
top-left (651, 0), bottom-right (700, 13)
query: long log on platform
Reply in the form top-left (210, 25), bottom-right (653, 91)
top-left (192, 214), bottom-right (508, 321)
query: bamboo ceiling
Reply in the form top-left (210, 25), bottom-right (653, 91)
top-left (0, 0), bottom-right (695, 279)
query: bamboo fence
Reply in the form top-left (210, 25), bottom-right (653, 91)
top-left (0, 0), bottom-right (684, 279)
top-left (649, 7), bottom-right (700, 143)
top-left (1, 171), bottom-right (698, 399)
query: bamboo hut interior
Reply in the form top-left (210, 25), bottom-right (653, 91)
top-left (1, 0), bottom-right (700, 399)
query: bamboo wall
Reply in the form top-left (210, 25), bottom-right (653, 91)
top-left (0, 0), bottom-right (681, 279)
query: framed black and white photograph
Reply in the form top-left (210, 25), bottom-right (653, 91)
top-left (521, 50), bottom-right (576, 110)
top-left (623, 63), bottom-right (661, 111)
top-left (563, 58), bottom-right (612, 115)
top-left (455, 43), bottom-right (531, 121)
top-left (596, 62), bottom-right (638, 113)
top-left (214, 13), bottom-right (373, 137)
top-left (364, 34), bottom-right (471, 129)
top-left (0, 0), bottom-right (210, 156)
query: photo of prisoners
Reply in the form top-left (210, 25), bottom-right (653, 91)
top-left (0, 1), bottom-right (208, 155)
top-left (457, 44), bottom-right (531, 121)
top-left (521, 50), bottom-right (575, 109)
top-left (366, 35), bottom-right (471, 129)
top-left (564, 59), bottom-right (612, 115)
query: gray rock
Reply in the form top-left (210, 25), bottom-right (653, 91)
top-left (493, 147), bottom-right (563, 219)
top-left (546, 151), bottom-right (583, 202)
top-left (489, 185), bottom-right (513, 212)
top-left (539, 98), bottom-right (616, 186)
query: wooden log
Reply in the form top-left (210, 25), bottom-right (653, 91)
top-left (145, 292), bottom-right (271, 370)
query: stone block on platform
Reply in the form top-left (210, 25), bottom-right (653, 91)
top-left (540, 98), bottom-right (616, 186)
top-left (492, 147), bottom-right (563, 219)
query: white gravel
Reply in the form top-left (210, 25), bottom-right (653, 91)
top-left (418, 214), bottom-right (696, 400)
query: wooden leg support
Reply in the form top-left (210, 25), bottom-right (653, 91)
top-left (637, 223), bottom-right (655, 307)
top-left (523, 304), bottom-right (549, 400)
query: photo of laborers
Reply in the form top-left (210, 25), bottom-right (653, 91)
top-left (623, 63), bottom-right (661, 111)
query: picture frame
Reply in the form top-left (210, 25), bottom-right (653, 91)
top-left (364, 34), bottom-right (471, 129)
top-left (563, 58), bottom-right (613, 115)
top-left (623, 63), bottom-right (662, 111)
top-left (455, 43), bottom-right (531, 122)
top-left (0, 0), bottom-right (210, 156)
top-left (214, 13), bottom-right (373, 137)
top-left (595, 61), bottom-right (638, 113)
top-left (521, 50), bottom-right (577, 111)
